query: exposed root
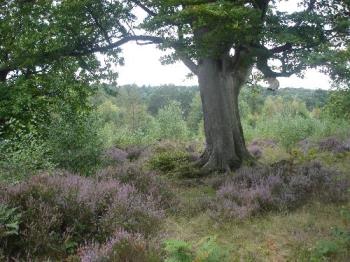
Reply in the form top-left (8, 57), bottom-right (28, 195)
top-left (196, 148), bottom-right (259, 174)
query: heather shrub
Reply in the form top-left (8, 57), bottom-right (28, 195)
top-left (97, 162), bottom-right (176, 209)
top-left (247, 145), bottom-right (262, 159)
top-left (249, 139), bottom-right (277, 148)
top-left (214, 161), bottom-right (349, 220)
top-left (0, 172), bottom-right (164, 258)
top-left (78, 229), bottom-right (162, 262)
top-left (126, 146), bottom-right (145, 161)
top-left (102, 147), bottom-right (128, 164)
top-left (318, 137), bottom-right (350, 153)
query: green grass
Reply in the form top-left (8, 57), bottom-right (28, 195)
top-left (163, 195), bottom-right (349, 261)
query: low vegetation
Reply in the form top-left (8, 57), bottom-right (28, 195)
top-left (1, 85), bottom-right (350, 261)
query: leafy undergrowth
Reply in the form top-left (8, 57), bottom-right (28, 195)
top-left (0, 139), bottom-right (349, 261)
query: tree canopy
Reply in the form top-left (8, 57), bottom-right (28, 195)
top-left (1, 1), bottom-right (349, 82)
top-left (1, 1), bottom-right (349, 158)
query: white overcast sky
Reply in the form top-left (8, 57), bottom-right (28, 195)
top-left (115, 0), bottom-right (332, 89)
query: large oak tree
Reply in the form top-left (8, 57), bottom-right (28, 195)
top-left (1, 0), bottom-right (349, 171)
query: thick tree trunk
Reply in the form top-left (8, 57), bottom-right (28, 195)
top-left (197, 57), bottom-right (253, 172)
top-left (0, 70), bottom-right (8, 82)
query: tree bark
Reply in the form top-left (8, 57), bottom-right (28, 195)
top-left (0, 70), bottom-right (8, 82)
top-left (197, 56), bottom-right (253, 172)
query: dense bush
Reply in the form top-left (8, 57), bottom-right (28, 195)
top-left (97, 162), bottom-right (176, 209)
top-left (99, 119), bottom-right (161, 147)
top-left (187, 94), bottom-right (203, 136)
top-left (0, 172), bottom-right (164, 259)
top-left (148, 150), bottom-right (191, 173)
top-left (148, 148), bottom-right (203, 179)
top-left (323, 89), bottom-right (350, 120)
top-left (46, 110), bottom-right (103, 175)
top-left (213, 161), bottom-right (349, 220)
top-left (0, 131), bottom-right (54, 182)
top-left (255, 115), bottom-right (316, 150)
top-left (156, 101), bottom-right (189, 140)
top-left (242, 95), bottom-right (350, 148)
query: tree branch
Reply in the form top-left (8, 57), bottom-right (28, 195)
top-left (0, 35), bottom-right (164, 75)
top-left (0, 33), bottom-right (199, 78)
top-left (129, 0), bottom-right (157, 16)
top-left (178, 55), bottom-right (198, 75)
top-left (86, 7), bottom-right (112, 44)
top-left (256, 54), bottom-right (303, 78)
top-left (70, 35), bottom-right (164, 55)
top-left (269, 43), bottom-right (293, 54)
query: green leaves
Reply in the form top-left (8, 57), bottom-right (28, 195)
top-left (0, 205), bottom-right (21, 238)
top-left (164, 236), bottom-right (228, 262)
top-left (0, 0), bottom-right (132, 136)
top-left (164, 239), bottom-right (193, 262)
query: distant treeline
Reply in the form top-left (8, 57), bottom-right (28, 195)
top-left (98, 84), bottom-right (329, 117)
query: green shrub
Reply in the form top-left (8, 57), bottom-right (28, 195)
top-left (0, 130), bottom-right (54, 182)
top-left (0, 204), bottom-right (21, 238)
top-left (157, 101), bottom-right (189, 140)
top-left (164, 240), bottom-right (193, 262)
top-left (46, 110), bottom-right (103, 175)
top-left (164, 237), bottom-right (228, 262)
top-left (148, 150), bottom-right (190, 174)
top-left (255, 115), bottom-right (316, 150)
top-left (0, 204), bottom-right (22, 259)
top-left (311, 118), bottom-right (350, 140)
top-left (100, 118), bottom-right (161, 147)
top-left (243, 95), bottom-right (350, 150)
top-left (187, 94), bottom-right (203, 136)
top-left (323, 89), bottom-right (350, 120)
top-left (311, 240), bottom-right (341, 261)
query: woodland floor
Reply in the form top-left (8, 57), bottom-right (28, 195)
top-left (156, 142), bottom-right (350, 261)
